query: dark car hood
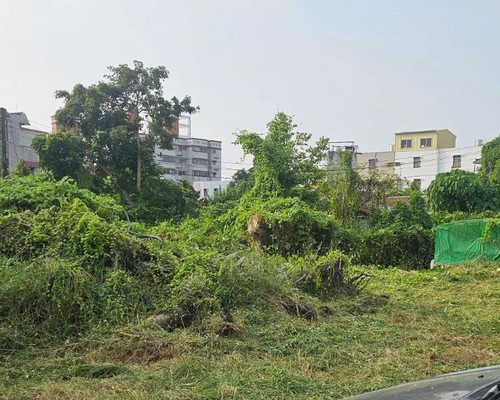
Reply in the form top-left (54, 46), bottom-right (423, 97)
top-left (345, 365), bottom-right (500, 400)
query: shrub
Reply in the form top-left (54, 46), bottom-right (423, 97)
top-left (0, 258), bottom-right (95, 333)
top-left (292, 250), bottom-right (368, 296)
top-left (356, 226), bottom-right (434, 269)
top-left (238, 197), bottom-right (346, 256)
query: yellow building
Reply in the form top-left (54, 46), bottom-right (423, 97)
top-left (393, 129), bottom-right (456, 152)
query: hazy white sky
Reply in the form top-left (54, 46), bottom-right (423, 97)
top-left (1, 0), bottom-right (499, 178)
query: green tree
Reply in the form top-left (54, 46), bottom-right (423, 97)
top-left (32, 132), bottom-right (90, 186)
top-left (11, 160), bottom-right (32, 177)
top-left (54, 60), bottom-right (198, 191)
top-left (362, 171), bottom-right (404, 226)
top-left (210, 168), bottom-right (255, 204)
top-left (235, 113), bottom-right (328, 198)
top-left (427, 170), bottom-right (499, 212)
top-left (129, 178), bottom-right (199, 224)
top-left (322, 151), bottom-right (364, 226)
top-left (481, 135), bottom-right (500, 184)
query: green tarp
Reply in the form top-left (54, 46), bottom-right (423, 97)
top-left (435, 219), bottom-right (500, 266)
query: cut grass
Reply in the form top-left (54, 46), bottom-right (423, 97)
top-left (1, 263), bottom-right (499, 399)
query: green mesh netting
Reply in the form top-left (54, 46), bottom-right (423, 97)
top-left (435, 219), bottom-right (500, 266)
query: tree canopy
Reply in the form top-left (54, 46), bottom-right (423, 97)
top-left (32, 132), bottom-right (88, 184)
top-left (235, 113), bottom-right (328, 198)
top-left (427, 169), bottom-right (499, 212)
top-left (481, 135), bottom-right (500, 184)
top-left (53, 60), bottom-right (198, 191)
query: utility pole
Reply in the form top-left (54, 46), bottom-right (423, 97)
top-left (0, 108), bottom-right (8, 178)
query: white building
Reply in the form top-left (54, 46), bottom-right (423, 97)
top-left (192, 180), bottom-right (231, 199)
top-left (154, 116), bottom-right (222, 183)
top-left (394, 145), bottom-right (482, 189)
top-left (0, 108), bottom-right (46, 175)
top-left (354, 129), bottom-right (484, 190)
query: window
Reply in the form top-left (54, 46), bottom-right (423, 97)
top-left (192, 158), bottom-right (208, 165)
top-left (162, 155), bottom-right (177, 163)
top-left (212, 148), bottom-right (217, 153)
top-left (420, 138), bottom-right (432, 147)
top-left (368, 159), bottom-right (376, 170)
top-left (452, 155), bottom-right (461, 168)
top-left (401, 139), bottom-right (412, 149)
top-left (192, 146), bottom-right (208, 153)
top-left (192, 170), bottom-right (209, 177)
top-left (165, 169), bottom-right (177, 175)
top-left (203, 189), bottom-right (209, 197)
top-left (412, 179), bottom-right (422, 189)
top-left (413, 157), bottom-right (421, 168)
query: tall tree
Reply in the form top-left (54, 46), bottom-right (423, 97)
top-left (235, 113), bottom-right (328, 198)
top-left (323, 151), bottom-right (364, 226)
top-left (54, 60), bottom-right (198, 191)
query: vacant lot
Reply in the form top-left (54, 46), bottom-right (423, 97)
top-left (1, 263), bottom-right (499, 400)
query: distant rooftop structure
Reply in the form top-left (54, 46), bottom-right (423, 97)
top-left (393, 129), bottom-right (456, 151)
top-left (327, 141), bottom-right (359, 167)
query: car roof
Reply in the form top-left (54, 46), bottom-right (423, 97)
top-left (344, 365), bottom-right (500, 400)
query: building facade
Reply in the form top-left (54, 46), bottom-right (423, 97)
top-left (354, 129), bottom-right (483, 189)
top-left (356, 150), bottom-right (395, 177)
top-left (0, 108), bottom-right (46, 175)
top-left (155, 137), bottom-right (222, 183)
top-left (154, 117), bottom-right (222, 183)
top-left (394, 145), bottom-right (482, 189)
top-left (393, 129), bottom-right (456, 152)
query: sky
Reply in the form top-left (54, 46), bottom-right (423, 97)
top-left (1, 0), bottom-right (500, 179)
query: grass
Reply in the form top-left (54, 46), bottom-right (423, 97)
top-left (1, 262), bottom-right (499, 399)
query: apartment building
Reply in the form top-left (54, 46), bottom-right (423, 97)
top-left (354, 129), bottom-right (483, 189)
top-left (155, 116), bottom-right (222, 183)
top-left (0, 108), bottom-right (46, 176)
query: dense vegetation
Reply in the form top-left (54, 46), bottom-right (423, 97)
top-left (1, 62), bottom-right (499, 398)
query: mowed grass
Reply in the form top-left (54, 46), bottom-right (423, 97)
top-left (1, 263), bottom-right (499, 399)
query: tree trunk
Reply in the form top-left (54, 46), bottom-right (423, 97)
top-left (136, 130), bottom-right (141, 190)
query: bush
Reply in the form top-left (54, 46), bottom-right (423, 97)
top-left (292, 250), bottom-right (368, 296)
top-left (238, 197), bottom-right (346, 256)
top-left (0, 258), bottom-right (95, 333)
top-left (0, 173), bottom-right (122, 220)
top-left (356, 226), bottom-right (434, 269)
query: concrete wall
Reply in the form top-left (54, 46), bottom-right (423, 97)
top-left (356, 151), bottom-right (395, 177)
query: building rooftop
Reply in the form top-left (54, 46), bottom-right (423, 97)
top-left (395, 129), bottom-right (456, 137)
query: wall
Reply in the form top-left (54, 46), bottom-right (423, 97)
top-left (4, 111), bottom-right (45, 171)
top-left (394, 145), bottom-right (482, 189)
top-left (356, 151), bottom-right (395, 177)
top-left (394, 129), bottom-right (456, 152)
top-left (192, 180), bottom-right (230, 199)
